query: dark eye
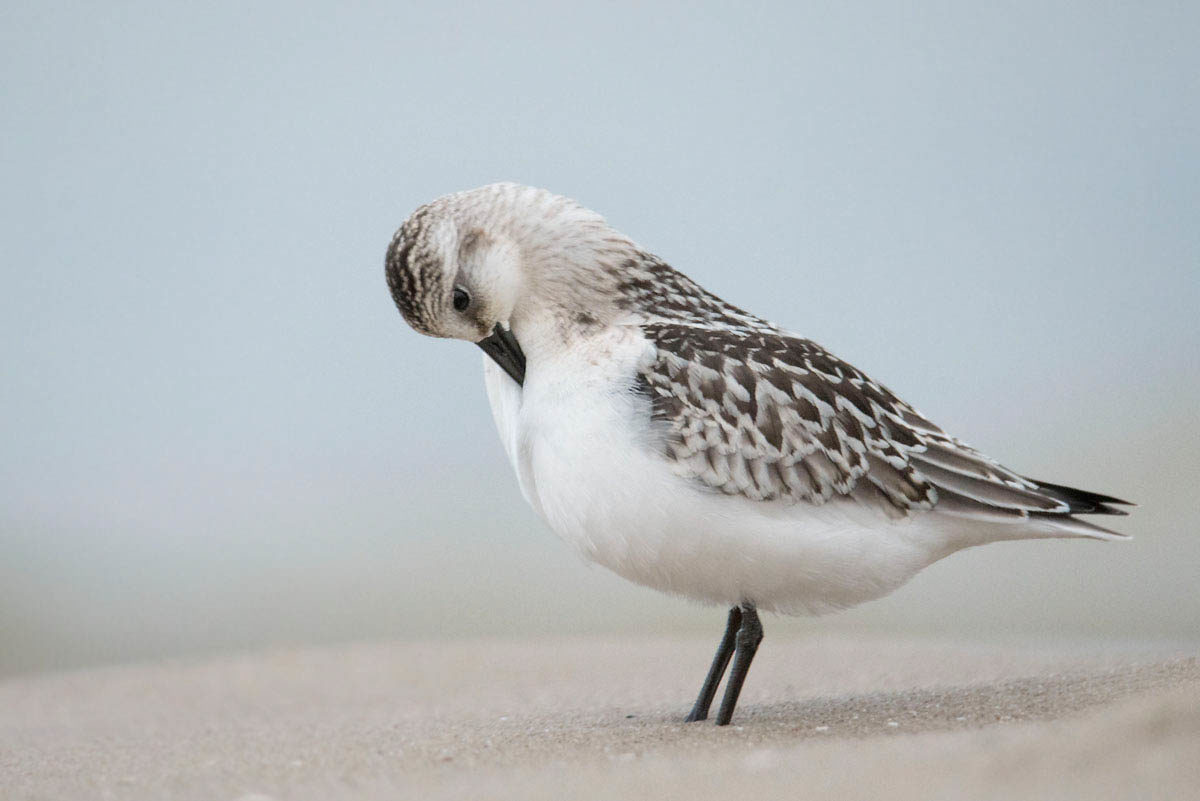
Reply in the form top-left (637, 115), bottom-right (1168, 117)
top-left (452, 287), bottom-right (470, 311)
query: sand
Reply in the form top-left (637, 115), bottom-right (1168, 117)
top-left (2, 635), bottom-right (1197, 800)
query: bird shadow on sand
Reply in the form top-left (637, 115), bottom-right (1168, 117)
top-left (608, 657), bottom-right (1199, 744)
top-left (355, 656), bottom-right (1200, 770)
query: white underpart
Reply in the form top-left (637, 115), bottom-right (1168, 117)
top-left (484, 324), bottom-right (982, 616)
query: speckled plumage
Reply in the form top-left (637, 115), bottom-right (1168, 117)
top-left (385, 183), bottom-right (1134, 726)
top-left (557, 240), bottom-right (1124, 537)
top-left (632, 306), bottom-right (1126, 536)
top-left (384, 183), bottom-right (1132, 617)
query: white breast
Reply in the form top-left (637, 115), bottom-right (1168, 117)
top-left (483, 353), bottom-right (542, 516)
top-left (482, 331), bottom-right (964, 616)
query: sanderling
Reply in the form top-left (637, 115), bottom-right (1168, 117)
top-left (384, 183), bottom-right (1132, 725)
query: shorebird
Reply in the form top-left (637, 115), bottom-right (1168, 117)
top-left (384, 183), bottom-right (1131, 725)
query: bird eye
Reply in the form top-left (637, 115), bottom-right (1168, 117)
top-left (452, 287), bottom-right (470, 311)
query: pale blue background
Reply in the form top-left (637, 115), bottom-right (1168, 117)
top-left (2, 1), bottom-right (1197, 674)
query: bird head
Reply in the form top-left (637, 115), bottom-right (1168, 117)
top-left (384, 183), bottom-right (632, 384)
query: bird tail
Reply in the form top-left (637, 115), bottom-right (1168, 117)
top-left (934, 478), bottom-right (1134, 543)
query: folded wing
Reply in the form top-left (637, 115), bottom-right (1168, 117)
top-left (635, 323), bottom-right (1131, 539)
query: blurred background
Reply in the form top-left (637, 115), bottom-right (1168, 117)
top-left (2, 1), bottom-right (1197, 676)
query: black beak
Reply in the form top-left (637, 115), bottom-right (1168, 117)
top-left (477, 323), bottom-right (526, 386)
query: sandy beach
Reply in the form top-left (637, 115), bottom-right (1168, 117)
top-left (2, 635), bottom-right (1197, 800)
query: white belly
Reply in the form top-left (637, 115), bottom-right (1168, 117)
top-left (482, 346), bottom-right (959, 616)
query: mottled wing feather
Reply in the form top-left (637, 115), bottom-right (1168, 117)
top-left (636, 323), bottom-right (1125, 526)
top-left (637, 323), bottom-right (941, 515)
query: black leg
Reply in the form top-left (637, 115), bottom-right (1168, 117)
top-left (714, 603), bottom-right (764, 726)
top-left (684, 606), bottom-right (742, 722)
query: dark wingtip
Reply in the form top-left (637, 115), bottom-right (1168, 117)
top-left (1026, 478), bottom-right (1136, 514)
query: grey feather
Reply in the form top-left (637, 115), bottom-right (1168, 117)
top-left (623, 259), bottom-right (1129, 538)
